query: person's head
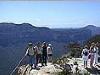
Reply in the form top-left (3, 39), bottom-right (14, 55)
top-left (28, 42), bottom-right (33, 47)
top-left (43, 42), bottom-right (46, 46)
top-left (91, 42), bottom-right (95, 47)
top-left (95, 42), bottom-right (99, 47)
top-left (36, 42), bottom-right (41, 47)
top-left (48, 44), bottom-right (52, 47)
top-left (84, 45), bottom-right (88, 49)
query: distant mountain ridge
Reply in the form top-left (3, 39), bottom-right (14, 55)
top-left (0, 23), bottom-right (100, 75)
top-left (84, 25), bottom-right (100, 36)
top-left (0, 23), bottom-right (100, 46)
top-left (0, 23), bottom-right (99, 45)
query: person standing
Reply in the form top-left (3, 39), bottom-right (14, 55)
top-left (82, 45), bottom-right (89, 68)
top-left (34, 42), bottom-right (42, 67)
top-left (89, 43), bottom-right (95, 68)
top-left (25, 42), bottom-right (36, 69)
top-left (42, 42), bottom-right (48, 66)
top-left (94, 42), bottom-right (99, 65)
top-left (47, 44), bottom-right (53, 62)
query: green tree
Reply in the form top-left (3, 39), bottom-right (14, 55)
top-left (67, 42), bottom-right (82, 58)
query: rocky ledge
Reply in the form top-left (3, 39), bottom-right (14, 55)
top-left (17, 58), bottom-right (100, 75)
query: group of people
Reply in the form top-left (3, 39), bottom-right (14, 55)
top-left (25, 41), bottom-right (99, 69)
top-left (25, 42), bottom-right (53, 69)
top-left (82, 42), bottom-right (99, 68)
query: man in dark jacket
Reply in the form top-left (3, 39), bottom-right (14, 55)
top-left (42, 42), bottom-right (47, 66)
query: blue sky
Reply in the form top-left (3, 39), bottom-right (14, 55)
top-left (0, 1), bottom-right (100, 28)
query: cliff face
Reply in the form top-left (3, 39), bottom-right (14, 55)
top-left (16, 58), bottom-right (89, 75)
top-left (17, 57), bottom-right (100, 75)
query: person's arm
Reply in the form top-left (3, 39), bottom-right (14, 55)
top-left (89, 46), bottom-right (92, 53)
top-left (81, 49), bottom-right (84, 56)
top-left (97, 47), bottom-right (99, 53)
top-left (94, 47), bottom-right (99, 54)
top-left (51, 47), bottom-right (53, 52)
top-left (50, 47), bottom-right (53, 54)
top-left (25, 48), bottom-right (29, 56)
top-left (47, 47), bottom-right (48, 54)
top-left (88, 49), bottom-right (89, 54)
top-left (34, 46), bottom-right (37, 55)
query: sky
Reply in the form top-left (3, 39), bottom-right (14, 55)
top-left (0, 1), bottom-right (100, 28)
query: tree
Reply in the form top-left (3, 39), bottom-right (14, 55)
top-left (67, 42), bottom-right (82, 58)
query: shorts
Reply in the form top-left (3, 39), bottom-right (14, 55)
top-left (82, 56), bottom-right (88, 61)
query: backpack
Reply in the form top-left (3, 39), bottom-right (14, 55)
top-left (83, 51), bottom-right (88, 56)
top-left (27, 47), bottom-right (35, 56)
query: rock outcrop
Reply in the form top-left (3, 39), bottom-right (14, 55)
top-left (17, 58), bottom-right (100, 75)
top-left (17, 63), bottom-right (62, 75)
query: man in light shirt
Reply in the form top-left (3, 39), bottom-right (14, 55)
top-left (47, 44), bottom-right (53, 63)
top-left (26, 42), bottom-right (36, 69)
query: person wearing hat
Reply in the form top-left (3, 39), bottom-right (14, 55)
top-left (94, 42), bottom-right (99, 65)
top-left (89, 42), bottom-right (95, 68)
top-left (42, 42), bottom-right (47, 66)
top-left (26, 42), bottom-right (36, 69)
top-left (82, 45), bottom-right (89, 68)
top-left (47, 44), bottom-right (53, 62)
